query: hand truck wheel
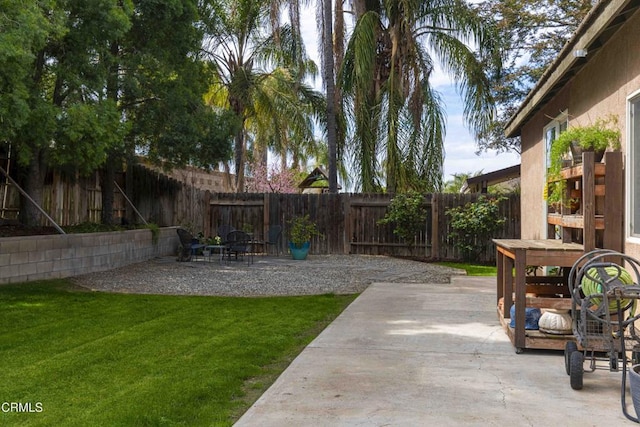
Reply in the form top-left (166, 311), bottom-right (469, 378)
top-left (565, 341), bottom-right (578, 375)
top-left (570, 351), bottom-right (584, 390)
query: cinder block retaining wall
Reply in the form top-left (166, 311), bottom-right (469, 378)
top-left (0, 227), bottom-right (179, 285)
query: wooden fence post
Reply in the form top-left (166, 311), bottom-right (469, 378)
top-left (263, 193), bottom-right (269, 242)
top-left (343, 194), bottom-right (351, 254)
top-left (603, 151), bottom-right (623, 252)
top-left (203, 190), bottom-right (211, 237)
top-left (431, 193), bottom-right (440, 260)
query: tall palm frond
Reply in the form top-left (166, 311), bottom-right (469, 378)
top-left (340, 0), bottom-right (501, 193)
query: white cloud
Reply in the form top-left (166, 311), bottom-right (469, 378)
top-left (430, 67), bottom-right (458, 89)
top-left (300, 13), bottom-right (320, 65)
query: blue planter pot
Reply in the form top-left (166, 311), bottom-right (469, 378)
top-left (289, 241), bottom-right (310, 260)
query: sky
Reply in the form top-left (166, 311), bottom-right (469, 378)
top-left (297, 8), bottom-right (521, 184)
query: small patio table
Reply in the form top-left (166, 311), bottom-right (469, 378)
top-left (204, 245), bottom-right (226, 264)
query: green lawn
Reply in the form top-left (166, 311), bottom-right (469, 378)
top-left (0, 280), bottom-right (356, 426)
top-left (437, 262), bottom-right (497, 276)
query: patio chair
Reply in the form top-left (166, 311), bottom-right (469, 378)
top-left (265, 224), bottom-right (282, 256)
top-left (217, 225), bottom-right (236, 244)
top-left (224, 230), bottom-right (253, 266)
top-left (176, 228), bottom-right (205, 262)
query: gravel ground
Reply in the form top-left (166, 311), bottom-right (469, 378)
top-left (71, 254), bottom-right (465, 297)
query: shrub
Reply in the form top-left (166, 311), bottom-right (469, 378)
top-left (287, 214), bottom-right (320, 248)
top-left (446, 196), bottom-right (506, 262)
top-left (378, 191), bottom-right (427, 250)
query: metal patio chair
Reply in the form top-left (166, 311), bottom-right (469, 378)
top-left (224, 230), bottom-right (253, 266)
top-left (176, 228), bottom-right (206, 262)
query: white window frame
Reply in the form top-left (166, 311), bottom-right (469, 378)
top-left (627, 90), bottom-right (640, 243)
top-left (543, 111), bottom-right (568, 238)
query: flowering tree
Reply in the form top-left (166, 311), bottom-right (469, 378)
top-left (246, 161), bottom-right (299, 193)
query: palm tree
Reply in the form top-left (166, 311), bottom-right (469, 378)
top-left (443, 171), bottom-right (481, 193)
top-left (263, 0), bottom-right (349, 194)
top-left (201, 0), bottom-right (323, 192)
top-left (246, 67), bottom-right (326, 170)
top-left (322, 0), bottom-right (339, 193)
top-left (340, 0), bottom-right (501, 193)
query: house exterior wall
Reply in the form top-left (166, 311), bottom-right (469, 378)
top-left (520, 9), bottom-right (640, 258)
top-left (570, 10), bottom-right (640, 127)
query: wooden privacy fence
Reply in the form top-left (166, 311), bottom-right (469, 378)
top-left (1, 159), bottom-right (519, 262)
top-left (0, 164), bottom-right (206, 229)
top-left (208, 193), bottom-right (520, 263)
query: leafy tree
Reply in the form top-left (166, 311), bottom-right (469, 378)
top-left (99, 0), bottom-right (236, 224)
top-left (123, 0), bottom-right (233, 167)
top-left (6, 0), bottom-right (129, 225)
top-left (340, 0), bottom-right (502, 193)
top-left (0, 1), bottom-right (51, 143)
top-left (474, 0), bottom-right (592, 154)
top-left (3, 0), bottom-right (234, 225)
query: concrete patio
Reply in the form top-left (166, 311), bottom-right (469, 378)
top-left (234, 276), bottom-right (637, 426)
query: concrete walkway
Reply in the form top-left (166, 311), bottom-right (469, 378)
top-left (235, 276), bottom-right (639, 426)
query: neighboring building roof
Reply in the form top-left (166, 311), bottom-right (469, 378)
top-left (505, 0), bottom-right (640, 138)
top-left (462, 164), bottom-right (521, 193)
top-left (298, 167), bottom-right (342, 190)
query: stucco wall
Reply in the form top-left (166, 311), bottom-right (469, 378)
top-left (570, 10), bottom-right (640, 128)
top-left (0, 227), bottom-right (179, 285)
top-left (520, 9), bottom-right (640, 259)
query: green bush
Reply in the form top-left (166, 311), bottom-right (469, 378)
top-left (378, 192), bottom-right (427, 249)
top-left (446, 196), bottom-right (506, 262)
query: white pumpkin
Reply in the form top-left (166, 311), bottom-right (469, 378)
top-left (538, 309), bottom-right (573, 334)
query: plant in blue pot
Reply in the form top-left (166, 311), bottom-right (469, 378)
top-left (287, 214), bottom-right (320, 260)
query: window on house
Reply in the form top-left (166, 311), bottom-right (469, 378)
top-left (544, 112), bottom-right (568, 240)
top-left (544, 112), bottom-right (568, 168)
top-left (629, 94), bottom-right (640, 237)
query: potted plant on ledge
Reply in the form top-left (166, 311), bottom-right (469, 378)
top-left (546, 115), bottom-right (621, 210)
top-left (548, 115), bottom-right (621, 174)
top-left (287, 214), bottom-right (320, 260)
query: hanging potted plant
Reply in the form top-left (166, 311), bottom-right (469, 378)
top-left (546, 115), bottom-right (621, 210)
top-left (287, 214), bottom-right (320, 260)
top-left (549, 115), bottom-right (620, 173)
